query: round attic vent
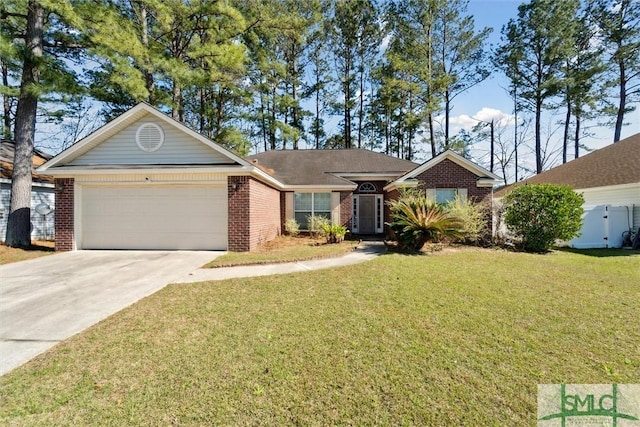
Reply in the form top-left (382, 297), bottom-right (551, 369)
top-left (135, 123), bottom-right (164, 152)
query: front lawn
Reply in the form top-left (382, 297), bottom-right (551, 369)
top-left (204, 235), bottom-right (358, 267)
top-left (1, 248), bottom-right (638, 425)
top-left (0, 241), bottom-right (54, 265)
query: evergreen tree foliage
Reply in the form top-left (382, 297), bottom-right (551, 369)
top-left (589, 0), bottom-right (640, 143)
top-left (1, 0), bottom-right (84, 247)
top-left (497, 0), bottom-right (580, 174)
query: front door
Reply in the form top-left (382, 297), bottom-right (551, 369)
top-left (359, 195), bottom-right (375, 234)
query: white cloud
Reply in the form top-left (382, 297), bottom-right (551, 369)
top-left (446, 107), bottom-right (515, 134)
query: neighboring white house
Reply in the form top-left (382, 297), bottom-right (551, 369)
top-left (1, 139), bottom-right (55, 241)
top-left (494, 133), bottom-right (640, 248)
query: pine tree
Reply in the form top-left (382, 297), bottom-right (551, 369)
top-left (497, 0), bottom-right (579, 174)
top-left (2, 0), bottom-right (84, 247)
top-left (590, 0), bottom-right (640, 142)
top-left (560, 10), bottom-right (605, 162)
top-left (329, 0), bottom-right (379, 149)
top-left (433, 0), bottom-right (491, 148)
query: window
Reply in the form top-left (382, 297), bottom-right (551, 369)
top-left (294, 192), bottom-right (331, 229)
top-left (358, 182), bottom-right (376, 193)
top-left (435, 188), bottom-right (457, 205)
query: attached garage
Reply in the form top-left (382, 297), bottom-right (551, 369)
top-left (79, 184), bottom-right (228, 250)
top-left (37, 103), bottom-right (284, 252)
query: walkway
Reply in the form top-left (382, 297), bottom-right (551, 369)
top-left (176, 241), bottom-right (387, 283)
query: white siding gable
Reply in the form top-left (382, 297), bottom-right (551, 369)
top-left (69, 114), bottom-right (236, 166)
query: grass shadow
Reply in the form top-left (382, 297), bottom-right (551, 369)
top-left (557, 247), bottom-right (640, 258)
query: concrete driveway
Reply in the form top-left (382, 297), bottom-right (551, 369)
top-left (0, 250), bottom-right (220, 376)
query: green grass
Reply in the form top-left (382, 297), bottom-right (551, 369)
top-left (1, 248), bottom-right (639, 425)
top-left (204, 236), bottom-right (358, 268)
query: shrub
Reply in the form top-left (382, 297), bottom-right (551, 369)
top-left (321, 223), bottom-right (348, 243)
top-left (284, 218), bottom-right (300, 237)
top-left (387, 190), bottom-right (463, 252)
top-left (446, 194), bottom-right (488, 244)
top-left (503, 183), bottom-right (584, 252)
top-left (307, 214), bottom-right (330, 238)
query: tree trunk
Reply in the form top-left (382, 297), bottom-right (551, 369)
top-left (574, 113), bottom-right (581, 159)
top-left (614, 59), bottom-right (625, 143)
top-left (199, 87), bottom-right (205, 134)
top-left (428, 112), bottom-right (436, 158)
top-left (2, 59), bottom-right (11, 139)
top-left (171, 81), bottom-right (182, 121)
top-left (315, 88), bottom-right (320, 149)
top-left (270, 86), bottom-right (277, 150)
top-left (140, 5), bottom-right (155, 104)
top-left (444, 89), bottom-right (450, 150)
top-left (513, 86), bottom-right (519, 182)
top-left (343, 50), bottom-right (351, 149)
top-left (291, 62), bottom-right (299, 150)
top-left (562, 97), bottom-right (571, 164)
top-left (535, 97), bottom-right (542, 174)
top-left (357, 65), bottom-right (364, 149)
top-left (6, 0), bottom-right (44, 247)
top-left (490, 120), bottom-right (494, 173)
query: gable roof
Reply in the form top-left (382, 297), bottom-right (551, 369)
top-left (494, 133), bottom-right (640, 197)
top-left (246, 149), bottom-right (419, 187)
top-left (389, 150), bottom-right (501, 190)
top-left (1, 139), bottom-right (54, 183)
top-left (38, 102), bottom-right (250, 171)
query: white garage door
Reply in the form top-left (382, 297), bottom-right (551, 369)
top-left (80, 185), bottom-right (227, 250)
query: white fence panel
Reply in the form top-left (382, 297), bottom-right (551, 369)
top-left (571, 205), bottom-right (633, 249)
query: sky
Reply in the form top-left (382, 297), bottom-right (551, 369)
top-left (33, 0), bottom-right (640, 181)
top-left (443, 0), bottom-right (640, 166)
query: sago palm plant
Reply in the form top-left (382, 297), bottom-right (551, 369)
top-left (387, 191), bottom-right (463, 252)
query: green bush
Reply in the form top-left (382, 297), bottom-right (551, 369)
top-left (387, 190), bottom-right (463, 252)
top-left (284, 218), bottom-right (300, 237)
top-left (321, 223), bottom-right (348, 244)
top-left (307, 214), bottom-right (330, 238)
top-left (446, 194), bottom-right (488, 245)
top-left (503, 183), bottom-right (584, 252)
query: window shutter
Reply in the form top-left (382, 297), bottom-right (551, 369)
top-left (426, 188), bottom-right (436, 201)
top-left (331, 192), bottom-right (340, 225)
top-left (457, 188), bottom-right (468, 200)
top-left (285, 192), bottom-right (294, 219)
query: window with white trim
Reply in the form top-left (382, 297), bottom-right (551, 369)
top-left (358, 182), bottom-right (376, 193)
top-left (294, 192), bottom-right (331, 230)
top-left (427, 188), bottom-right (467, 205)
top-left (435, 188), bottom-right (458, 204)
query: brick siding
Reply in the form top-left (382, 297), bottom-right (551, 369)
top-left (339, 191), bottom-right (352, 229)
top-left (248, 177), bottom-right (281, 250)
top-left (228, 176), bottom-right (281, 252)
top-left (414, 159), bottom-right (492, 201)
top-left (383, 159), bottom-right (493, 235)
top-left (54, 178), bottom-right (74, 251)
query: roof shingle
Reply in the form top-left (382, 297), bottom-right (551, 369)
top-left (1, 139), bottom-right (54, 183)
top-left (246, 149), bottom-right (419, 186)
top-left (495, 133), bottom-right (640, 197)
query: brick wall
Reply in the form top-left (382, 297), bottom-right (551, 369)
top-left (280, 192), bottom-right (287, 230)
top-left (414, 159), bottom-right (492, 201)
top-left (228, 176), bottom-right (250, 251)
top-left (228, 176), bottom-right (281, 252)
top-left (339, 191), bottom-right (352, 229)
top-left (54, 178), bottom-right (74, 251)
top-left (384, 188), bottom-right (400, 235)
top-left (248, 178), bottom-right (281, 250)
